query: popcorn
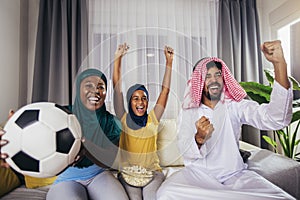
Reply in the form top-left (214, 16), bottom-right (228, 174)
top-left (120, 165), bottom-right (154, 187)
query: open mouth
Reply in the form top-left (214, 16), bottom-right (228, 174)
top-left (88, 96), bottom-right (101, 105)
top-left (208, 84), bottom-right (220, 93)
top-left (136, 106), bottom-right (145, 114)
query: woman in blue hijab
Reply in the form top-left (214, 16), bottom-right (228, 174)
top-left (47, 69), bottom-right (128, 200)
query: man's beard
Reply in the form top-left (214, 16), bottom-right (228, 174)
top-left (204, 83), bottom-right (222, 101)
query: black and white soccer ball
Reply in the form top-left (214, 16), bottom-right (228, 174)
top-left (2, 102), bottom-right (82, 178)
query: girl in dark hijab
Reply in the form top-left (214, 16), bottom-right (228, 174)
top-left (113, 43), bottom-right (174, 200)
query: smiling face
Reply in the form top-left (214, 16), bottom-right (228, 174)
top-left (130, 90), bottom-right (148, 116)
top-left (80, 75), bottom-right (106, 111)
top-left (203, 66), bottom-right (224, 102)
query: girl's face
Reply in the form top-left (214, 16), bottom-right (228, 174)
top-left (80, 75), bottom-right (106, 111)
top-left (130, 90), bottom-right (148, 116)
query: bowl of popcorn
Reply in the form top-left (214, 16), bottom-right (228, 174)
top-left (119, 165), bottom-right (154, 187)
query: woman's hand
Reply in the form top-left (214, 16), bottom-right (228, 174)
top-left (164, 45), bottom-right (174, 67)
top-left (0, 129), bottom-right (10, 168)
top-left (0, 109), bottom-right (15, 168)
top-left (115, 42), bottom-right (129, 59)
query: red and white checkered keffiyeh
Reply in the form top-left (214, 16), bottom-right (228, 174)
top-left (182, 57), bottom-right (247, 109)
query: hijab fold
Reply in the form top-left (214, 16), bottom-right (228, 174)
top-left (72, 68), bottom-right (121, 168)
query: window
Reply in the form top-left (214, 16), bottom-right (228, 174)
top-left (275, 15), bottom-right (300, 155)
top-left (277, 18), bottom-right (300, 98)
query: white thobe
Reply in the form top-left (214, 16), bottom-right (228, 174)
top-left (157, 81), bottom-right (295, 200)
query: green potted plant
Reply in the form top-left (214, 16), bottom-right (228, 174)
top-left (240, 70), bottom-right (300, 161)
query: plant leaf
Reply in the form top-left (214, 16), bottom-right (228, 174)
top-left (263, 68), bottom-right (300, 91)
top-left (262, 135), bottom-right (277, 149)
top-left (239, 82), bottom-right (272, 104)
top-left (276, 130), bottom-right (290, 157)
top-left (276, 129), bottom-right (284, 136)
top-left (264, 69), bottom-right (274, 86)
top-left (291, 110), bottom-right (300, 124)
top-left (289, 76), bottom-right (300, 91)
top-left (285, 127), bottom-right (292, 157)
top-left (293, 99), bottom-right (300, 108)
top-left (291, 121), bottom-right (300, 152)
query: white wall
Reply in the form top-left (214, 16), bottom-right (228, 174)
top-left (257, 0), bottom-right (287, 42)
top-left (257, 0), bottom-right (300, 69)
top-left (257, 0), bottom-right (286, 70)
top-left (0, 0), bottom-right (20, 124)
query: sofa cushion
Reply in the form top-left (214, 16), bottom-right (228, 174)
top-left (247, 149), bottom-right (300, 199)
top-left (0, 164), bottom-right (21, 197)
top-left (157, 119), bottom-right (184, 167)
top-left (0, 185), bottom-right (49, 200)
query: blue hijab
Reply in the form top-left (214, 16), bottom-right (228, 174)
top-left (71, 68), bottom-right (121, 168)
top-left (126, 84), bottom-right (149, 130)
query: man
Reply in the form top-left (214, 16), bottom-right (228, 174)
top-left (157, 40), bottom-right (295, 200)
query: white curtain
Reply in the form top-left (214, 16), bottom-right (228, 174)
top-left (82, 0), bottom-right (219, 119)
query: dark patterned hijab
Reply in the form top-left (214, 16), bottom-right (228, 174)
top-left (126, 84), bottom-right (149, 130)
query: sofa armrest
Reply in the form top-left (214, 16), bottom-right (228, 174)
top-left (247, 149), bottom-right (300, 199)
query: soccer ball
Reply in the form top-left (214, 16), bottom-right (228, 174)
top-left (2, 102), bottom-right (82, 178)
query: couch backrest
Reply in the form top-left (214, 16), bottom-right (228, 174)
top-left (111, 119), bottom-right (184, 169)
top-left (157, 119), bottom-right (184, 167)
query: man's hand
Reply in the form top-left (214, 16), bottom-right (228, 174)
top-left (261, 40), bottom-right (289, 89)
top-left (261, 40), bottom-right (286, 65)
top-left (194, 116), bottom-right (214, 147)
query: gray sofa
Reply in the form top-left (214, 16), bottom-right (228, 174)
top-left (247, 149), bottom-right (300, 199)
top-left (1, 119), bottom-right (299, 199)
top-left (1, 147), bottom-right (299, 199)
